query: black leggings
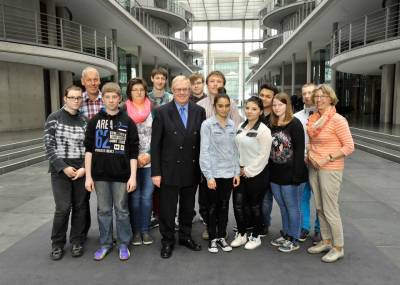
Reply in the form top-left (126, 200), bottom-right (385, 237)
top-left (233, 167), bottom-right (268, 236)
top-left (206, 178), bottom-right (233, 240)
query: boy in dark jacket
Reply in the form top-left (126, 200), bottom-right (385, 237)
top-left (84, 82), bottom-right (139, 261)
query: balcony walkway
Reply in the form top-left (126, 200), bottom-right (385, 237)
top-left (0, 149), bottom-right (400, 284)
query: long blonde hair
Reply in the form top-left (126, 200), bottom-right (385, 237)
top-left (270, 92), bottom-right (294, 127)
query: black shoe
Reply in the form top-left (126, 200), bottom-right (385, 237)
top-left (50, 247), bottom-right (64, 261)
top-left (161, 244), bottom-right (173, 259)
top-left (71, 244), bottom-right (84, 257)
top-left (179, 238), bottom-right (202, 251)
top-left (299, 229), bottom-right (309, 242)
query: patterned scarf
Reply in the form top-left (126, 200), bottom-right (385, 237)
top-left (126, 97), bottom-right (151, 124)
top-left (307, 106), bottom-right (336, 138)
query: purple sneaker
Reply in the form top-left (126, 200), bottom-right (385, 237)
top-left (119, 245), bottom-right (130, 261)
top-left (93, 247), bottom-right (111, 261)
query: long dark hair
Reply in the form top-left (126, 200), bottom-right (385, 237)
top-left (245, 96), bottom-right (264, 119)
top-left (213, 87), bottom-right (230, 106)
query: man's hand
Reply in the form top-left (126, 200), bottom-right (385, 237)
top-left (152, 176), bottom-right (161, 188)
top-left (127, 176), bottom-right (137, 193)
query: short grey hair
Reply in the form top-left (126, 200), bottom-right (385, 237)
top-left (171, 75), bottom-right (190, 89)
top-left (81, 66), bottom-right (99, 79)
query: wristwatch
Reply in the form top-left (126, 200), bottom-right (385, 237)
top-left (328, 154), bottom-right (335, 162)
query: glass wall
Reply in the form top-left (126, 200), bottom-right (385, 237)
top-left (191, 20), bottom-right (262, 105)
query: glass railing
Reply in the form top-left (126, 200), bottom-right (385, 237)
top-left (332, 3), bottom-right (400, 57)
top-left (0, 3), bottom-right (113, 61)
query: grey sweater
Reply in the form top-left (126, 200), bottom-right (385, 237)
top-left (43, 107), bottom-right (87, 173)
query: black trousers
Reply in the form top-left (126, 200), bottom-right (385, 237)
top-left (233, 167), bottom-right (269, 236)
top-left (159, 184), bottom-right (197, 246)
top-left (198, 174), bottom-right (209, 224)
top-left (206, 178), bottom-right (232, 240)
top-left (50, 172), bottom-right (89, 247)
top-left (84, 193), bottom-right (91, 237)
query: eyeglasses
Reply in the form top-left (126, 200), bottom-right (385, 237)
top-left (174, 88), bottom-right (190, 93)
top-left (66, 96), bottom-right (83, 101)
top-left (314, 95), bottom-right (330, 100)
top-left (132, 89), bottom-right (146, 93)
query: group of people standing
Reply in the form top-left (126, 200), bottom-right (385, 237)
top-left (44, 65), bottom-right (354, 264)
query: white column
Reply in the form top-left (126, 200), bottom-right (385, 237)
top-left (380, 64), bottom-right (395, 123)
top-left (138, 45), bottom-right (143, 78)
top-left (393, 62), bottom-right (400, 124)
top-left (291, 53), bottom-right (296, 95)
top-left (306, 41), bottom-right (312, 83)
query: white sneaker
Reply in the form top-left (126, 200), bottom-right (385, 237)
top-left (307, 241), bottom-right (333, 254)
top-left (244, 234), bottom-right (261, 250)
top-left (270, 236), bottom-right (286, 247)
top-left (216, 238), bottom-right (232, 252)
top-left (208, 239), bottom-right (219, 253)
top-left (321, 248), bottom-right (344, 263)
top-left (230, 232), bottom-right (247, 248)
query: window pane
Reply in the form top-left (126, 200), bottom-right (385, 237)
top-left (245, 20), bottom-right (261, 40)
top-left (210, 21), bottom-right (242, 41)
top-left (209, 43), bottom-right (243, 104)
top-left (192, 21), bottom-right (208, 41)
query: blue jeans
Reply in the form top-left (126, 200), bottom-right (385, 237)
top-left (262, 188), bottom-right (273, 227)
top-left (271, 182), bottom-right (304, 241)
top-left (95, 181), bottom-right (132, 248)
top-left (129, 167), bottom-right (154, 233)
top-left (301, 182), bottom-right (320, 232)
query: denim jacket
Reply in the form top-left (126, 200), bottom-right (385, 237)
top-left (199, 116), bottom-right (240, 180)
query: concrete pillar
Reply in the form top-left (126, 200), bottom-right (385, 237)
top-left (281, 61), bottom-right (285, 92)
top-left (112, 29), bottom-right (118, 82)
top-left (154, 56), bottom-right (158, 68)
top-left (380, 64), bottom-right (395, 123)
top-left (49, 69), bottom-right (61, 112)
top-left (59, 71), bottom-right (73, 95)
top-left (268, 71), bottom-right (272, 83)
top-left (331, 67), bottom-right (336, 91)
top-left (138, 45), bottom-right (143, 78)
top-left (291, 53), bottom-right (296, 95)
top-left (393, 62), bottom-right (400, 124)
top-left (371, 78), bottom-right (376, 115)
top-left (306, 41), bottom-right (312, 83)
top-left (331, 22), bottom-right (338, 91)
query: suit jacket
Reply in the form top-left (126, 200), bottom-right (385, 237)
top-left (151, 100), bottom-right (206, 187)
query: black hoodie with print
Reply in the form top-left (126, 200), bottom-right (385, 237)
top-left (85, 109), bottom-right (139, 182)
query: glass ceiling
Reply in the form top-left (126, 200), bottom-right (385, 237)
top-left (180, 0), bottom-right (267, 21)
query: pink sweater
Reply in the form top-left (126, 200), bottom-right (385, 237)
top-left (308, 113), bottom-right (354, 170)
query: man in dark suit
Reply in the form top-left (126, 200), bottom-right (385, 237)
top-left (151, 75), bottom-right (206, 259)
